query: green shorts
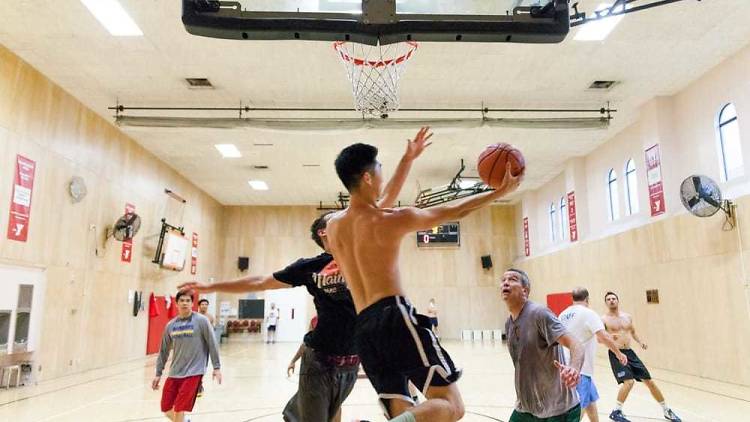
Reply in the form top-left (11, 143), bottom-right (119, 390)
top-left (510, 404), bottom-right (581, 422)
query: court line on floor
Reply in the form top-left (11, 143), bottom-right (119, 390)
top-left (37, 384), bottom-right (143, 422)
top-left (0, 347), bottom-right (253, 408)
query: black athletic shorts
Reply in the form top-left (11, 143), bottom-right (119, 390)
top-left (355, 296), bottom-right (461, 407)
top-left (609, 349), bottom-right (652, 384)
top-left (268, 324), bottom-right (277, 331)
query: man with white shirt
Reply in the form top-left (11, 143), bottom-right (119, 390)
top-left (559, 288), bottom-right (628, 422)
top-left (267, 302), bottom-right (280, 344)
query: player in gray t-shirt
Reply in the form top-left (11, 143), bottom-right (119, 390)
top-left (152, 291), bottom-right (221, 422)
top-left (501, 268), bottom-right (584, 422)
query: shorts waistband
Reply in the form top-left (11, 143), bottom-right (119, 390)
top-left (357, 295), bottom-right (410, 320)
top-left (310, 348), bottom-right (360, 367)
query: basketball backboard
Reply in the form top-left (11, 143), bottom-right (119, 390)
top-left (182, 0), bottom-right (570, 45)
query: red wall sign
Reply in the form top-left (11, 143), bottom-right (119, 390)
top-left (121, 203), bottom-right (135, 263)
top-left (567, 191), bottom-right (578, 242)
top-left (523, 217), bottom-right (530, 257)
top-left (547, 292), bottom-right (574, 316)
top-left (191, 232), bottom-right (198, 275)
top-left (6, 155), bottom-right (36, 242)
top-left (645, 144), bottom-right (666, 216)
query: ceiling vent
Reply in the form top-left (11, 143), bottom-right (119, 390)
top-left (185, 78), bottom-right (214, 89)
top-left (588, 80), bottom-right (618, 90)
top-left (253, 165), bottom-right (269, 170)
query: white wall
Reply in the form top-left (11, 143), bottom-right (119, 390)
top-left (264, 287), bottom-right (310, 342)
top-left (0, 264), bottom-right (46, 354)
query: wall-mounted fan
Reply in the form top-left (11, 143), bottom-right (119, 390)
top-left (107, 213), bottom-right (142, 241)
top-left (679, 175), bottom-right (735, 228)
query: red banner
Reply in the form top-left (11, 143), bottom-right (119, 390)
top-left (190, 232), bottom-right (198, 275)
top-left (523, 217), bottom-right (530, 257)
top-left (121, 203), bottom-right (135, 263)
top-left (567, 191), bottom-right (578, 242)
top-left (7, 155), bottom-right (36, 242)
top-left (645, 144), bottom-right (666, 217)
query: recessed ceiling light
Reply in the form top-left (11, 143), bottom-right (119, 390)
top-left (588, 80), bottom-right (618, 90)
top-left (80, 0), bottom-right (143, 36)
top-left (574, 3), bottom-right (624, 41)
top-left (214, 144), bottom-right (242, 158)
top-left (248, 180), bottom-right (269, 190)
top-left (185, 78), bottom-right (214, 89)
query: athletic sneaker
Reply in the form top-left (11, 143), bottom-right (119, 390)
top-left (664, 409), bottom-right (682, 422)
top-left (609, 409), bottom-right (631, 422)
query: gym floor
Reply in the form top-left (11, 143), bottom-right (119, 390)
top-left (1, 339), bottom-right (747, 422)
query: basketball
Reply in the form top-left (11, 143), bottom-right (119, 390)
top-left (477, 143), bottom-right (525, 188)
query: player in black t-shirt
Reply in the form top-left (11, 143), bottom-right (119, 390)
top-left (179, 128), bottom-right (432, 422)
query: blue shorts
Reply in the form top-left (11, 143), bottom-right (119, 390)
top-left (576, 375), bottom-right (599, 409)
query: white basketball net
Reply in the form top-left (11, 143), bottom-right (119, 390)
top-left (334, 41), bottom-right (418, 116)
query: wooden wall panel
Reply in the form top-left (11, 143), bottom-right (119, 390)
top-left (518, 203), bottom-right (750, 386)
top-left (0, 45), bottom-right (224, 381)
top-left (217, 205), bottom-right (518, 339)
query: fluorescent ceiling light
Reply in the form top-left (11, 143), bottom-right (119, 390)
top-left (214, 144), bottom-right (242, 158)
top-left (248, 180), bottom-right (269, 190)
top-left (81, 0), bottom-right (143, 36)
top-left (574, 3), bottom-right (624, 41)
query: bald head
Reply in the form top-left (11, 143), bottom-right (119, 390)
top-left (572, 287), bottom-right (589, 302)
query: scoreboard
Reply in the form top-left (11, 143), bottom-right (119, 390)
top-left (417, 222), bottom-right (460, 247)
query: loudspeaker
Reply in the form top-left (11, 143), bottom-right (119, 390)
top-left (481, 255), bottom-right (493, 269)
top-left (238, 256), bottom-right (250, 271)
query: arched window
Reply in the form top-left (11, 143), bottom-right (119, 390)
top-left (559, 196), bottom-right (568, 240)
top-left (607, 169), bottom-right (620, 221)
top-left (717, 103), bottom-right (743, 181)
top-left (625, 159), bottom-right (639, 215)
top-left (549, 202), bottom-right (557, 242)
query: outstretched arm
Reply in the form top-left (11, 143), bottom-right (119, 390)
top-left (377, 127), bottom-right (433, 209)
top-left (386, 163), bottom-right (522, 233)
top-left (178, 274), bottom-right (287, 294)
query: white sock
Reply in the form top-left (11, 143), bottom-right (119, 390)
top-left (615, 402), bottom-right (623, 411)
top-left (660, 401), bottom-right (669, 412)
top-left (389, 411), bottom-right (416, 422)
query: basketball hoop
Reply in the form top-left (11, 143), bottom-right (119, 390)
top-left (333, 41), bottom-right (418, 117)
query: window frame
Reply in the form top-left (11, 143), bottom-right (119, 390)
top-left (607, 168), bottom-right (620, 221)
top-left (717, 103), bottom-right (743, 181)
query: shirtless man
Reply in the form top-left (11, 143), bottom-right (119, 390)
top-left (178, 128), bottom-right (431, 422)
top-left (602, 292), bottom-right (681, 422)
top-left (327, 131), bottom-right (522, 422)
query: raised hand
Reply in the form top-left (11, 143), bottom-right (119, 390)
top-left (177, 280), bottom-right (212, 293)
top-left (404, 126), bottom-right (433, 160)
